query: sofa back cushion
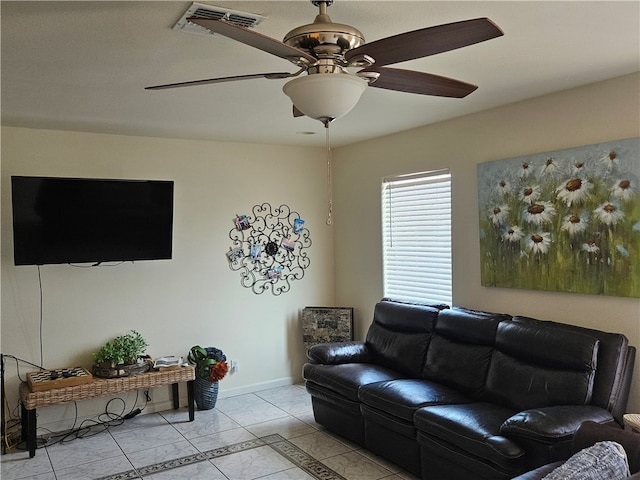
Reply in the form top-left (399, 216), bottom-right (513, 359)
top-left (422, 307), bottom-right (508, 398)
top-left (365, 300), bottom-right (443, 377)
top-left (484, 321), bottom-right (599, 411)
top-left (511, 316), bottom-right (631, 419)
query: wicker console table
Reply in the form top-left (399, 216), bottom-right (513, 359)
top-left (19, 366), bottom-right (195, 457)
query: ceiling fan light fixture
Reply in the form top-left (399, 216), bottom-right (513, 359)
top-left (283, 74), bottom-right (367, 123)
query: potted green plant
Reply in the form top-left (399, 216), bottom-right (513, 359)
top-left (117, 330), bottom-right (149, 365)
top-left (92, 330), bottom-right (149, 378)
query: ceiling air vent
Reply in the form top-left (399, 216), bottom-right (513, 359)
top-left (173, 2), bottom-right (266, 36)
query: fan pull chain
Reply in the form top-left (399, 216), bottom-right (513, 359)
top-left (325, 123), bottom-right (333, 226)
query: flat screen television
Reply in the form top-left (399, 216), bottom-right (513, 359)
top-left (11, 176), bottom-right (174, 266)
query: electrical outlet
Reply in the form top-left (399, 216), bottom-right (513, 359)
top-left (230, 360), bottom-right (239, 374)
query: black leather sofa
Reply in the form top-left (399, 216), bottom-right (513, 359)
top-left (303, 299), bottom-right (636, 479)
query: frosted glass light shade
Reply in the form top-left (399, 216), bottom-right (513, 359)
top-left (283, 74), bottom-right (367, 122)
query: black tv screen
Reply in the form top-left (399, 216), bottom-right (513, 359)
top-left (11, 176), bottom-right (174, 266)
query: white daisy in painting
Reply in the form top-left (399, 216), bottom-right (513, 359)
top-left (540, 157), bottom-right (560, 177)
top-left (556, 178), bottom-right (592, 207)
top-left (561, 213), bottom-right (588, 236)
top-left (582, 240), bottom-right (600, 254)
top-left (490, 205), bottom-right (510, 226)
top-left (593, 202), bottom-right (625, 226)
top-left (519, 185), bottom-right (541, 205)
top-left (572, 161), bottom-right (587, 176)
top-left (502, 226), bottom-right (524, 243)
top-left (599, 150), bottom-right (619, 171)
top-left (495, 180), bottom-right (513, 196)
top-left (611, 178), bottom-right (635, 201)
top-left (519, 162), bottom-right (533, 179)
top-left (526, 232), bottom-right (552, 254)
top-left (524, 201), bottom-right (556, 225)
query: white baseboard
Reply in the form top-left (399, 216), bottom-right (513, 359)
top-left (217, 377), bottom-right (298, 398)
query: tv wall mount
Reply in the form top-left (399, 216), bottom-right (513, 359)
top-left (226, 203), bottom-right (311, 295)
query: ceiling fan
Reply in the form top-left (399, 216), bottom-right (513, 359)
top-left (146, 0), bottom-right (504, 126)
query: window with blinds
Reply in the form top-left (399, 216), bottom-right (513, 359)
top-left (381, 169), bottom-right (452, 305)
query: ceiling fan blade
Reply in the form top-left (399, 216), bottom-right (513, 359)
top-left (362, 67), bottom-right (478, 98)
top-left (188, 17), bottom-right (316, 66)
top-left (145, 72), bottom-right (293, 90)
top-left (346, 17), bottom-right (503, 67)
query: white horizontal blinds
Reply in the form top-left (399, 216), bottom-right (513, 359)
top-left (382, 170), bottom-right (452, 305)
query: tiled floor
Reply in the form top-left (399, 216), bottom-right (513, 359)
top-left (1, 384), bottom-right (419, 480)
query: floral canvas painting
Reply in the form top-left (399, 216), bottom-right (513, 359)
top-left (477, 137), bottom-right (640, 298)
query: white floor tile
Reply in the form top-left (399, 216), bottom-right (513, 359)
top-left (0, 449), bottom-right (54, 480)
top-left (211, 444), bottom-right (295, 480)
top-left (216, 394), bottom-right (290, 426)
top-left (125, 439), bottom-right (198, 469)
top-left (110, 423), bottom-right (185, 454)
top-left (258, 467), bottom-right (316, 480)
top-left (188, 426), bottom-right (257, 452)
top-left (161, 407), bottom-right (240, 439)
top-left (244, 415), bottom-right (317, 439)
top-left (143, 460), bottom-right (227, 479)
top-left (107, 411), bottom-right (169, 433)
top-left (45, 430), bottom-right (121, 470)
top-left (321, 450), bottom-right (394, 480)
top-left (287, 431), bottom-right (353, 460)
top-left (53, 454), bottom-right (134, 480)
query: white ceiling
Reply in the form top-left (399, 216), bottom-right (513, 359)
top-left (2, 1), bottom-right (639, 148)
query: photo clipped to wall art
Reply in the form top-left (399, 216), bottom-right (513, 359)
top-left (477, 137), bottom-right (639, 298)
top-left (234, 214), bottom-right (251, 231)
top-left (250, 243), bottom-right (262, 261)
top-left (293, 218), bottom-right (305, 234)
top-left (226, 247), bottom-right (244, 263)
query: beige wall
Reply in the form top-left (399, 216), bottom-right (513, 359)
top-left (1, 128), bottom-right (332, 427)
top-left (332, 72), bottom-right (640, 413)
top-left (2, 72), bottom-right (639, 430)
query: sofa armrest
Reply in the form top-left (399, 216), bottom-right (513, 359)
top-left (306, 341), bottom-right (371, 364)
top-left (500, 405), bottom-right (615, 442)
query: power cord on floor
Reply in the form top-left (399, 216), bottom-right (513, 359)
top-left (2, 354), bottom-right (149, 452)
top-left (2, 354), bottom-right (44, 452)
top-left (35, 393), bottom-right (148, 449)
top-left (3, 394), bottom-right (22, 452)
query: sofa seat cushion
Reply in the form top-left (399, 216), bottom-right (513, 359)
top-left (306, 382), bottom-right (362, 415)
top-left (359, 379), bottom-right (472, 422)
top-left (415, 402), bottom-right (524, 471)
top-left (303, 363), bottom-right (406, 402)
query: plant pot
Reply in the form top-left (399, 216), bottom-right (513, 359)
top-left (92, 358), bottom-right (151, 378)
top-left (194, 377), bottom-right (219, 410)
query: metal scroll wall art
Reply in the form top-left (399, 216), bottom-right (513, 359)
top-left (226, 203), bottom-right (311, 295)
